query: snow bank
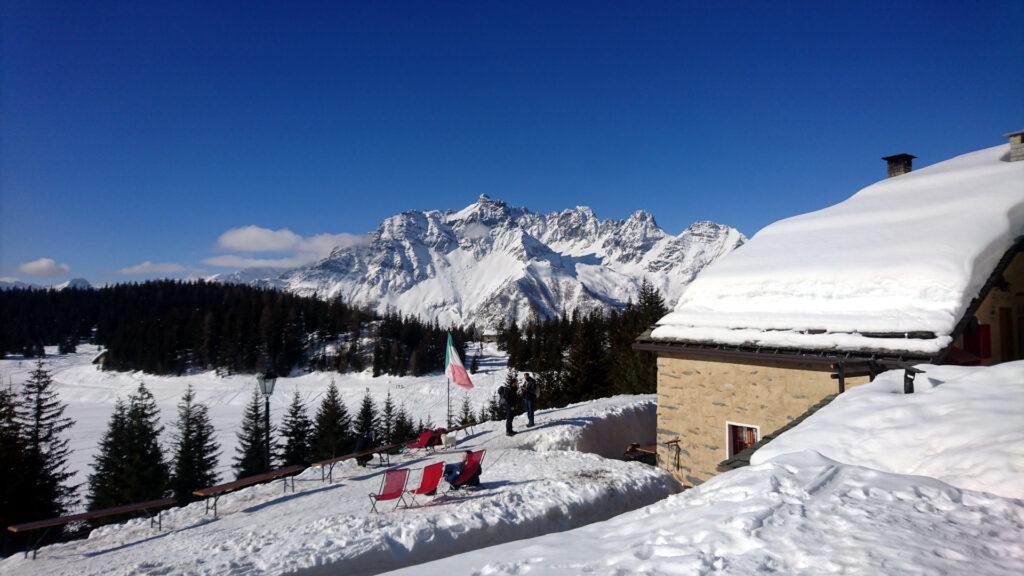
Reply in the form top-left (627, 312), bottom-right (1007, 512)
top-left (653, 143), bottom-right (1024, 354)
top-left (751, 361), bottom-right (1024, 498)
top-left (392, 451), bottom-right (1024, 576)
top-left (0, 395), bottom-right (679, 576)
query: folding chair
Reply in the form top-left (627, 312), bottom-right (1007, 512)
top-left (406, 431), bottom-right (435, 452)
top-left (368, 468), bottom-right (410, 512)
top-left (446, 449), bottom-right (486, 492)
top-left (407, 462), bottom-right (444, 506)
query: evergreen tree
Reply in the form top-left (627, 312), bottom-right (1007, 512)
top-left (458, 394), bottom-right (475, 426)
top-left (379, 390), bottom-right (396, 444)
top-left (279, 391), bottom-right (313, 466)
top-left (233, 388), bottom-right (272, 478)
top-left (88, 400), bottom-right (128, 512)
top-left (88, 383), bottom-right (170, 512)
top-left (354, 390), bottom-right (378, 439)
top-left (17, 361), bottom-right (76, 520)
top-left (477, 405), bottom-right (489, 424)
top-left (393, 404), bottom-right (415, 444)
top-left (170, 384), bottom-right (219, 502)
top-left (0, 384), bottom-right (28, 531)
top-left (310, 381), bottom-right (351, 460)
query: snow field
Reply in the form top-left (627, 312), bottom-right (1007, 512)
top-left (0, 343), bottom-right (514, 502)
top-left (0, 391), bottom-right (679, 575)
top-left (392, 362), bottom-right (1024, 575)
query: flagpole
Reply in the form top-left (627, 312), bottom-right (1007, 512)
top-left (447, 377), bottom-right (451, 429)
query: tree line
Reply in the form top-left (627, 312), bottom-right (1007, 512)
top-left (0, 280), bottom-right (469, 378)
top-left (490, 279), bottom-right (667, 412)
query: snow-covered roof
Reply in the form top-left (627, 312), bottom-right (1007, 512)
top-left (650, 143), bottom-right (1024, 356)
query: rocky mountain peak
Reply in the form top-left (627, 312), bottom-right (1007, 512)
top-left (218, 197), bottom-right (745, 330)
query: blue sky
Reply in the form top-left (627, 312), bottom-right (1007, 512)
top-left (2, 1), bottom-right (1022, 284)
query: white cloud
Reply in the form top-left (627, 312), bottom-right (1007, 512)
top-left (216, 226), bottom-right (303, 253)
top-left (18, 257), bottom-right (70, 277)
top-left (117, 261), bottom-right (187, 276)
top-left (206, 226), bottom-right (369, 269)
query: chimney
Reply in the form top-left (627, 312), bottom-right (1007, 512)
top-left (882, 153), bottom-right (916, 178)
top-left (1006, 130), bottom-right (1024, 162)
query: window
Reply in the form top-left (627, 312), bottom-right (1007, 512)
top-left (727, 422), bottom-right (760, 458)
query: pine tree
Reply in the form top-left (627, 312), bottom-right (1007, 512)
top-left (233, 388), bottom-right (272, 478)
top-left (88, 383), bottom-right (170, 513)
top-left (279, 391), bottom-right (313, 466)
top-left (88, 400), bottom-right (128, 512)
top-left (393, 404), bottom-right (415, 444)
top-left (0, 384), bottom-right (28, 530)
top-left (170, 384), bottom-right (219, 502)
top-left (379, 390), bottom-right (396, 444)
top-left (18, 361), bottom-right (76, 520)
top-left (459, 394), bottom-right (475, 426)
top-left (477, 405), bottom-right (489, 424)
top-left (354, 390), bottom-right (378, 439)
top-left (310, 381), bottom-right (351, 460)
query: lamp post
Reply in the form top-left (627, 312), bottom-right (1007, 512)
top-left (257, 371), bottom-right (277, 471)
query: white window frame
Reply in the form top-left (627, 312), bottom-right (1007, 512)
top-left (725, 421), bottom-right (761, 459)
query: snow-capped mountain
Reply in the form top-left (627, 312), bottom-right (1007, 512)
top-left (55, 278), bottom-right (92, 291)
top-left (216, 196), bottom-right (745, 329)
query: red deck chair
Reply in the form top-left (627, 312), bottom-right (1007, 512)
top-left (368, 468), bottom-right (410, 512)
top-left (406, 429), bottom-right (443, 452)
top-left (407, 462), bottom-right (444, 505)
top-left (447, 449), bottom-right (485, 491)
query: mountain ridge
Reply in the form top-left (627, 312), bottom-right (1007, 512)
top-left (213, 196), bottom-right (745, 330)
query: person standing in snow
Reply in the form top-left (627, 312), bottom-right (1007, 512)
top-left (523, 373), bottom-right (538, 428)
top-left (502, 381), bottom-right (519, 436)
top-left (354, 429), bottom-right (375, 467)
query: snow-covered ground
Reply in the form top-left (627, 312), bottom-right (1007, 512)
top-left (751, 361), bottom-right (1024, 498)
top-left (394, 362), bottom-right (1024, 575)
top-left (0, 395), bottom-right (678, 576)
top-left (0, 343), bottom-right (514, 500)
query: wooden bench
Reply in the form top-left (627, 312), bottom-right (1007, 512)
top-left (7, 497), bottom-right (177, 559)
top-left (310, 443), bottom-right (403, 483)
top-left (193, 465), bottom-right (304, 518)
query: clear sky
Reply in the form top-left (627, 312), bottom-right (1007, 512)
top-left (2, 0), bottom-right (1022, 284)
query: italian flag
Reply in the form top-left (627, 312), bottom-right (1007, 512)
top-left (445, 333), bottom-right (474, 390)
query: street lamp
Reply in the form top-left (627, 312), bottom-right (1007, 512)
top-left (257, 371), bottom-right (277, 471)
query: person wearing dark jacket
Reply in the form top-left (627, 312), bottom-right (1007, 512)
top-left (502, 381), bottom-right (519, 436)
top-left (354, 429), bottom-right (374, 467)
top-left (523, 374), bottom-right (538, 427)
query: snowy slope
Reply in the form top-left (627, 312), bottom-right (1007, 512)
top-left (0, 344), bottom-right (517, 504)
top-left (392, 362), bottom-right (1024, 576)
top-left (392, 451), bottom-right (1024, 576)
top-left (0, 395), bottom-right (678, 576)
top-left (750, 361), bottom-right (1024, 498)
top-left (653, 143), bottom-right (1024, 355)
top-left (214, 196), bottom-right (744, 330)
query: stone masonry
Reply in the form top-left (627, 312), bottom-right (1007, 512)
top-left (656, 356), bottom-right (868, 486)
